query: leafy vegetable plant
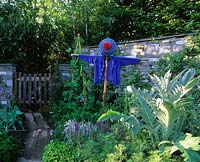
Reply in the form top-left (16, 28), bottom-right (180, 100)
top-left (0, 105), bottom-right (23, 134)
top-left (99, 68), bottom-right (200, 161)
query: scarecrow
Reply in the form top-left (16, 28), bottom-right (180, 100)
top-left (71, 38), bottom-right (142, 111)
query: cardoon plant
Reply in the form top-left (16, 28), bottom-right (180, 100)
top-left (98, 69), bottom-right (200, 161)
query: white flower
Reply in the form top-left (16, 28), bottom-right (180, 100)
top-left (126, 85), bottom-right (133, 93)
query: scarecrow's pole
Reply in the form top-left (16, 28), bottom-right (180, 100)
top-left (102, 56), bottom-right (109, 112)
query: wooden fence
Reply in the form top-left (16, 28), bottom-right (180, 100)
top-left (13, 72), bottom-right (51, 107)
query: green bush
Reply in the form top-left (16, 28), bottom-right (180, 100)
top-left (73, 124), bottom-right (183, 161)
top-left (44, 125), bottom-right (184, 161)
top-left (75, 125), bottom-right (151, 161)
top-left (0, 133), bottom-right (19, 162)
top-left (146, 150), bottom-right (183, 162)
top-left (42, 140), bottom-right (76, 162)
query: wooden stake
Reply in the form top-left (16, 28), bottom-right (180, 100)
top-left (102, 56), bottom-right (109, 112)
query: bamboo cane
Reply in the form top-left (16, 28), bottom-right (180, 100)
top-left (102, 56), bottom-right (109, 112)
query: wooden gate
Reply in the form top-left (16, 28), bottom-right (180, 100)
top-left (13, 72), bottom-right (51, 107)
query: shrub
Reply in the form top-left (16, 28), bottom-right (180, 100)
top-left (44, 124), bottom-right (184, 161)
top-left (0, 133), bottom-right (19, 162)
top-left (75, 124), bottom-right (151, 161)
top-left (146, 150), bottom-right (183, 162)
top-left (42, 140), bottom-right (76, 162)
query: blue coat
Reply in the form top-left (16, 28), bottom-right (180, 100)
top-left (79, 54), bottom-right (141, 86)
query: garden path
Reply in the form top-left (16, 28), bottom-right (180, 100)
top-left (16, 113), bottom-right (50, 162)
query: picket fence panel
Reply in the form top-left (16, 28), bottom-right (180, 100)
top-left (13, 72), bottom-right (51, 106)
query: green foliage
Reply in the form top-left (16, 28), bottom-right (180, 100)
top-left (131, 149), bottom-right (183, 161)
top-left (105, 144), bottom-right (128, 162)
top-left (108, 65), bottom-right (150, 114)
top-left (44, 124), bottom-right (184, 161)
top-left (50, 56), bottom-right (139, 127)
top-left (100, 69), bottom-right (200, 139)
top-left (50, 123), bottom-right (65, 141)
top-left (1, 0), bottom-right (199, 72)
top-left (98, 69), bottom-right (200, 161)
top-left (50, 58), bottom-right (136, 140)
top-left (0, 0), bottom-right (76, 72)
top-left (75, 124), bottom-right (152, 161)
top-left (71, 0), bottom-right (199, 42)
top-left (130, 152), bottom-right (145, 162)
top-left (42, 140), bottom-right (76, 162)
top-left (147, 150), bottom-right (183, 162)
top-left (184, 110), bottom-right (200, 136)
top-left (153, 34), bottom-right (200, 88)
top-left (73, 34), bottom-right (84, 54)
top-left (134, 69), bottom-right (200, 161)
top-left (120, 64), bottom-right (150, 89)
top-left (98, 110), bottom-right (141, 136)
top-left (160, 133), bottom-right (200, 162)
top-left (146, 69), bottom-right (199, 139)
top-left (49, 58), bottom-right (103, 136)
top-left (0, 133), bottom-right (19, 162)
top-left (153, 34), bottom-right (200, 135)
top-left (148, 69), bottom-right (199, 140)
top-left (154, 50), bottom-right (200, 78)
top-left (0, 104), bottom-right (23, 134)
top-left (49, 65), bottom-right (64, 102)
top-left (76, 134), bottom-right (115, 161)
top-left (191, 34), bottom-right (200, 55)
top-left (154, 51), bottom-right (186, 76)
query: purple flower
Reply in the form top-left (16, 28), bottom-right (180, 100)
top-left (64, 120), bottom-right (97, 142)
top-left (75, 122), bottom-right (79, 133)
top-left (49, 129), bottom-right (54, 136)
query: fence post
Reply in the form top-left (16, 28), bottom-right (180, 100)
top-left (22, 73), bottom-right (27, 105)
top-left (44, 73), bottom-right (47, 104)
top-left (58, 64), bottom-right (71, 82)
top-left (38, 73), bottom-right (42, 106)
top-left (28, 73), bottom-right (32, 106)
top-left (0, 64), bottom-right (16, 108)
